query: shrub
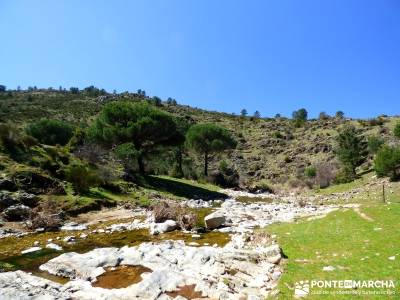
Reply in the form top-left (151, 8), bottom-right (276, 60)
top-left (0, 123), bottom-right (36, 160)
top-left (374, 145), bottom-right (400, 181)
top-left (335, 111), bottom-right (345, 119)
top-left (65, 161), bottom-right (100, 194)
top-left (26, 119), bottom-right (74, 146)
top-left (367, 136), bottom-right (384, 155)
top-left (27, 200), bottom-right (64, 231)
top-left (318, 112), bottom-right (329, 120)
top-left (274, 131), bottom-right (283, 139)
top-left (249, 180), bottom-right (274, 193)
top-left (152, 201), bottom-right (197, 230)
top-left (394, 122), bottom-right (400, 139)
top-left (292, 108), bottom-right (308, 122)
top-left (315, 162), bottom-right (337, 188)
top-left (305, 166), bottom-right (317, 178)
top-left (73, 142), bottom-right (108, 165)
top-left (206, 160), bottom-right (239, 188)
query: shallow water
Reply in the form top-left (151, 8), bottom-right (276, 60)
top-left (0, 219), bottom-right (230, 285)
top-left (166, 284), bottom-right (205, 299)
top-left (93, 265), bottom-right (152, 289)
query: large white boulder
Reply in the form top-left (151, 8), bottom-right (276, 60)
top-left (149, 220), bottom-right (177, 235)
top-left (204, 212), bottom-right (226, 229)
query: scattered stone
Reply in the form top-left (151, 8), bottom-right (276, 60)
top-left (63, 236), bottom-right (75, 243)
top-left (46, 243), bottom-right (63, 251)
top-left (322, 266), bottom-right (335, 271)
top-left (21, 247), bottom-right (42, 254)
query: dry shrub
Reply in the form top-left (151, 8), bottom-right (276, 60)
top-left (315, 162), bottom-right (338, 188)
top-left (152, 201), bottom-right (197, 230)
top-left (27, 200), bottom-right (64, 231)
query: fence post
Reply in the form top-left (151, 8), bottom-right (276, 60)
top-left (382, 183), bottom-right (386, 203)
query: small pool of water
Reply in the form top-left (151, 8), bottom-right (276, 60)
top-left (166, 284), bottom-right (205, 299)
top-left (93, 265), bottom-right (152, 289)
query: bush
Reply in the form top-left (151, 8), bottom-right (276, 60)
top-left (315, 162), bottom-right (337, 188)
top-left (206, 160), bottom-right (239, 188)
top-left (65, 161), bottom-right (100, 194)
top-left (0, 123), bottom-right (36, 160)
top-left (27, 200), bottom-right (64, 231)
top-left (367, 136), bottom-right (384, 155)
top-left (249, 180), bottom-right (274, 193)
top-left (151, 201), bottom-right (197, 230)
top-left (274, 131), bottom-right (283, 139)
top-left (374, 145), bottom-right (400, 181)
top-left (305, 166), bottom-right (317, 178)
top-left (26, 119), bottom-right (74, 146)
top-left (394, 122), bottom-right (400, 139)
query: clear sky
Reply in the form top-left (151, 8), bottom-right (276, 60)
top-left (1, 0), bottom-right (399, 118)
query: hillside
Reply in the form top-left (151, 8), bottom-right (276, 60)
top-left (1, 89), bottom-right (398, 189)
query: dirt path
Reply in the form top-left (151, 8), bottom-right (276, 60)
top-left (353, 207), bottom-right (374, 222)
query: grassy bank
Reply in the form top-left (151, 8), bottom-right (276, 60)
top-left (266, 203), bottom-right (400, 299)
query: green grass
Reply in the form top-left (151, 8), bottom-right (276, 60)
top-left (313, 172), bottom-right (375, 195)
top-left (266, 203), bottom-right (400, 299)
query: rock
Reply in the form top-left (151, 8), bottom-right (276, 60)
top-left (21, 247), bottom-right (42, 254)
top-left (63, 236), bottom-right (75, 243)
top-left (61, 222), bottom-right (87, 231)
top-left (0, 178), bottom-right (17, 191)
top-left (15, 192), bottom-right (38, 207)
top-left (2, 204), bottom-right (30, 221)
top-left (322, 266), bottom-right (335, 271)
top-left (192, 226), bottom-right (207, 233)
top-left (39, 238), bottom-right (281, 299)
top-left (33, 241), bottom-right (40, 246)
top-left (46, 243), bottom-right (63, 251)
top-left (192, 234), bottom-right (201, 239)
top-left (150, 220), bottom-right (177, 235)
top-left (0, 271), bottom-right (71, 299)
top-left (204, 212), bottom-right (226, 229)
top-left (0, 191), bottom-right (18, 210)
top-left (388, 256), bottom-right (396, 261)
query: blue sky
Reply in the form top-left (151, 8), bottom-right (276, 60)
top-left (1, 0), bottom-right (399, 118)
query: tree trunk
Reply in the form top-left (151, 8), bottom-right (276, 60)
top-left (137, 155), bottom-right (145, 174)
top-left (204, 151), bottom-right (208, 176)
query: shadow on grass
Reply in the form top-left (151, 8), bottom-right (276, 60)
top-left (141, 176), bottom-right (228, 200)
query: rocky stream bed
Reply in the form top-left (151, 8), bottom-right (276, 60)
top-left (0, 190), bottom-right (344, 300)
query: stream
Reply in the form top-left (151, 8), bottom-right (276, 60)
top-left (0, 191), bottom-right (341, 299)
